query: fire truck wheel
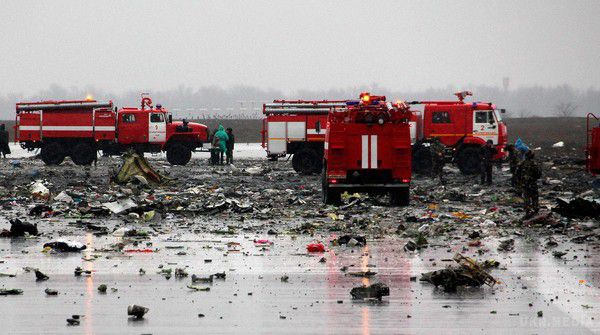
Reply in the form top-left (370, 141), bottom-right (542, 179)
top-left (456, 146), bottom-right (481, 175)
top-left (40, 142), bottom-right (66, 166)
top-left (322, 185), bottom-right (341, 205)
top-left (167, 143), bottom-right (192, 165)
top-left (72, 143), bottom-right (97, 166)
top-left (390, 189), bottom-right (410, 206)
top-left (321, 166), bottom-right (341, 205)
top-left (292, 149), bottom-right (319, 174)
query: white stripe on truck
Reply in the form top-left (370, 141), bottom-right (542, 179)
top-left (361, 135), bottom-right (369, 169)
top-left (370, 135), bottom-right (378, 168)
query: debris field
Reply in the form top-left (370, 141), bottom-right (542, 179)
top-left (0, 146), bottom-right (599, 334)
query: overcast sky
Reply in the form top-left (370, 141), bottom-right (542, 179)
top-left (1, 0), bottom-right (599, 95)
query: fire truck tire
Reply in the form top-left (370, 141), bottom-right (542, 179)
top-left (292, 149), bottom-right (319, 174)
top-left (390, 189), bottom-right (410, 206)
top-left (167, 143), bottom-right (192, 165)
top-left (41, 142), bottom-right (66, 166)
top-left (323, 187), bottom-right (341, 206)
top-left (71, 143), bottom-right (97, 166)
top-left (321, 164), bottom-right (341, 205)
top-left (456, 146), bottom-right (481, 175)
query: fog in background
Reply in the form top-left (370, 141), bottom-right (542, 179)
top-left (1, 0), bottom-right (599, 119)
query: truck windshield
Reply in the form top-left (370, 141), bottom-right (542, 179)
top-left (494, 110), bottom-right (503, 122)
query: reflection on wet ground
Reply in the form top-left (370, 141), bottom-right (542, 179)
top-left (1, 232), bottom-right (598, 334)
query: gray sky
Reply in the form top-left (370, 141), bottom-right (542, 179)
top-left (1, 0), bottom-right (599, 94)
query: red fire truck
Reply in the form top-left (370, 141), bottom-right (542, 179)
top-left (261, 100), bottom-right (347, 174)
top-left (263, 91), bottom-right (507, 175)
top-left (586, 113), bottom-right (600, 175)
top-left (322, 93), bottom-right (413, 206)
top-left (15, 96), bottom-right (209, 166)
top-left (409, 91), bottom-right (508, 174)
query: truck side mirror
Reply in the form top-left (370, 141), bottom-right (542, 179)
top-left (500, 109), bottom-right (506, 114)
top-left (315, 121), bottom-right (321, 133)
top-left (168, 115), bottom-right (172, 123)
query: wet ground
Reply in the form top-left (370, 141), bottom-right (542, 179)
top-left (0, 145), bottom-right (599, 334)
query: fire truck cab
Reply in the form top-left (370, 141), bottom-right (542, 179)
top-left (109, 96), bottom-right (209, 165)
top-left (323, 93), bottom-right (413, 206)
top-left (410, 91), bottom-right (508, 174)
top-left (586, 113), bottom-right (600, 175)
top-left (15, 96), bottom-right (209, 166)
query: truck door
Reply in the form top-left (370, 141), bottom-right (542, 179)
top-left (426, 106), bottom-right (453, 146)
top-left (118, 113), bottom-right (138, 144)
top-left (267, 120), bottom-right (286, 154)
top-left (149, 112), bottom-right (166, 143)
top-left (472, 110), bottom-right (498, 144)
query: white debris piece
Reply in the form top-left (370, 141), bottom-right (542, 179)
top-left (113, 227), bottom-right (133, 237)
top-left (245, 166), bottom-right (263, 175)
top-left (56, 239), bottom-right (85, 250)
top-left (480, 219), bottom-right (497, 228)
top-left (54, 191), bottom-right (73, 203)
top-left (102, 198), bottom-right (137, 214)
top-left (552, 141), bottom-right (564, 148)
top-left (30, 181), bottom-right (49, 198)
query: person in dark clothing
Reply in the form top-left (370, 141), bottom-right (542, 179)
top-left (429, 138), bottom-right (445, 184)
top-left (226, 127), bottom-right (235, 165)
top-left (479, 140), bottom-right (497, 185)
top-left (521, 150), bottom-right (542, 218)
top-left (506, 144), bottom-right (521, 188)
top-left (0, 124), bottom-right (10, 158)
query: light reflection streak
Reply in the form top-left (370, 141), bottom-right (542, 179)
top-left (84, 232), bottom-right (94, 335)
top-left (361, 245), bottom-right (370, 335)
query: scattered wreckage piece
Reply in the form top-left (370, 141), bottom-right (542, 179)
top-left (114, 152), bottom-right (172, 185)
top-left (350, 282), bottom-right (390, 300)
top-left (127, 305), bottom-right (149, 318)
top-left (0, 219), bottom-right (38, 237)
top-left (553, 197), bottom-right (600, 219)
top-left (420, 253), bottom-right (497, 292)
top-left (44, 288), bottom-right (59, 295)
top-left (0, 288), bottom-right (23, 295)
top-left (187, 285), bottom-right (211, 292)
top-left (43, 240), bottom-right (86, 252)
top-left (335, 235), bottom-right (366, 247)
top-left (35, 270), bottom-right (49, 281)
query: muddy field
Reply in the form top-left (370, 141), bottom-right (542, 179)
top-left (0, 146), bottom-right (598, 334)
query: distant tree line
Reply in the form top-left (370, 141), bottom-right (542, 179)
top-left (1, 83), bottom-right (598, 120)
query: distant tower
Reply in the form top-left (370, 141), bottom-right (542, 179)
top-left (502, 77), bottom-right (510, 92)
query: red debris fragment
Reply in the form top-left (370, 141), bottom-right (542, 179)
top-left (306, 243), bottom-right (325, 253)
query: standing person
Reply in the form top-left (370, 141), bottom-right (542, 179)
top-left (521, 151), bottom-right (542, 218)
top-left (429, 138), bottom-right (445, 184)
top-left (506, 144), bottom-right (521, 188)
top-left (0, 124), bottom-right (10, 158)
top-left (225, 127), bottom-right (235, 165)
top-left (478, 140), bottom-right (497, 185)
top-left (214, 125), bottom-right (229, 165)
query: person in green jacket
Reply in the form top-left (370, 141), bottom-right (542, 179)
top-left (214, 125), bottom-right (229, 165)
